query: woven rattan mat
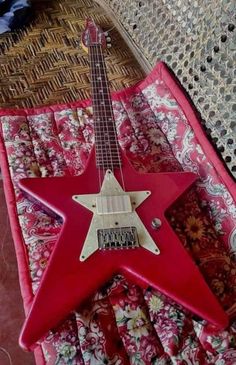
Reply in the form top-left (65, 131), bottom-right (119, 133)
top-left (0, 0), bottom-right (144, 108)
top-left (97, 0), bottom-right (236, 179)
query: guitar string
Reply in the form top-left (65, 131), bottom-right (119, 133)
top-left (93, 45), bottom-right (114, 175)
top-left (88, 45), bottom-right (102, 190)
top-left (97, 43), bottom-right (135, 249)
top-left (92, 32), bottom-right (112, 246)
top-left (94, 43), bottom-right (125, 250)
top-left (88, 40), bottom-right (106, 244)
top-left (97, 44), bottom-right (124, 190)
top-left (89, 26), bottom-right (134, 251)
top-left (92, 42), bottom-right (114, 246)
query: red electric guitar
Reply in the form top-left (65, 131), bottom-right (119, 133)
top-left (19, 19), bottom-right (228, 350)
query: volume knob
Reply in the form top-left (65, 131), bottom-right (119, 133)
top-left (151, 218), bottom-right (162, 230)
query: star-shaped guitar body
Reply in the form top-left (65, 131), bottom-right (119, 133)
top-left (18, 148), bottom-right (228, 350)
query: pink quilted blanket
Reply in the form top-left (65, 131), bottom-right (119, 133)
top-left (0, 62), bottom-right (236, 365)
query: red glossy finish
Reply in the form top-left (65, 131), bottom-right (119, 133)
top-left (18, 148), bottom-right (228, 351)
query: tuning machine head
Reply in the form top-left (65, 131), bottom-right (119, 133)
top-left (105, 33), bottom-right (112, 48)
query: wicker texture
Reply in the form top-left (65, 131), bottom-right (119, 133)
top-left (97, 0), bottom-right (236, 178)
top-left (0, 0), bottom-right (144, 109)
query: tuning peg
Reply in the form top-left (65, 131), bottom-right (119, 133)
top-left (106, 36), bottom-right (111, 42)
top-left (107, 43), bottom-right (112, 48)
top-left (104, 31), bottom-right (109, 36)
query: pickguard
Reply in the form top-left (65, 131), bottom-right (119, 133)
top-left (72, 169), bottom-right (160, 261)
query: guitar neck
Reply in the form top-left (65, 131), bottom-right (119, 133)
top-left (89, 44), bottom-right (121, 170)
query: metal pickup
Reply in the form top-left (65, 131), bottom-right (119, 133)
top-left (96, 194), bottom-right (132, 215)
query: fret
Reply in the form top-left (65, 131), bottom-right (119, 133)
top-left (93, 113), bottom-right (114, 118)
top-left (92, 91), bottom-right (112, 95)
top-left (94, 123), bottom-right (116, 127)
top-left (93, 113), bottom-right (114, 117)
top-left (95, 142), bottom-right (118, 147)
top-left (94, 115), bottom-right (114, 120)
top-left (96, 149), bottom-right (120, 154)
top-left (96, 147), bottom-right (119, 150)
top-left (95, 135), bottom-right (117, 139)
top-left (95, 143), bottom-right (118, 147)
top-left (95, 136), bottom-right (118, 141)
top-left (95, 153), bottom-right (120, 158)
top-left (92, 97), bottom-right (113, 101)
top-left (95, 149), bottom-right (120, 154)
top-left (93, 106), bottom-right (112, 111)
top-left (96, 157), bottom-right (120, 160)
top-left (95, 149), bottom-right (120, 153)
top-left (92, 90), bottom-right (112, 94)
top-left (94, 128), bottom-right (116, 132)
top-left (94, 129), bottom-right (116, 134)
top-left (92, 92), bottom-right (112, 97)
top-left (93, 105), bottom-right (113, 110)
top-left (90, 75), bottom-right (109, 79)
top-left (95, 141), bottom-right (118, 146)
top-left (95, 132), bottom-right (116, 136)
top-left (96, 151), bottom-right (119, 156)
top-left (91, 82), bottom-right (109, 87)
top-left (92, 94), bottom-right (110, 98)
top-left (94, 121), bottom-right (115, 124)
top-left (95, 152), bottom-right (120, 156)
top-left (95, 139), bottom-right (118, 143)
top-left (92, 101), bottom-right (112, 105)
top-left (94, 111), bottom-right (114, 114)
top-left (93, 124), bottom-right (116, 129)
top-left (91, 78), bottom-right (107, 83)
top-left (95, 145), bottom-right (118, 149)
top-left (94, 119), bottom-right (114, 125)
top-left (95, 144), bottom-right (119, 147)
top-left (91, 86), bottom-right (110, 92)
top-left (93, 116), bottom-right (115, 122)
top-left (96, 161), bottom-right (121, 164)
top-left (93, 102), bottom-right (113, 107)
top-left (96, 160), bottom-right (121, 163)
top-left (96, 156), bottom-right (120, 159)
top-left (95, 135), bottom-right (117, 140)
top-left (96, 165), bottom-right (121, 170)
top-left (96, 164), bottom-right (121, 168)
top-left (95, 149), bottom-right (119, 154)
top-left (95, 138), bottom-right (118, 143)
top-left (95, 143), bottom-right (118, 148)
top-left (94, 120), bottom-right (115, 124)
top-left (93, 115), bottom-right (114, 122)
top-left (92, 95), bottom-right (110, 100)
top-left (96, 156), bottom-right (121, 160)
top-left (96, 159), bottom-right (121, 162)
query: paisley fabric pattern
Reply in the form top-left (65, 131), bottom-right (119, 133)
top-left (0, 63), bottom-right (236, 364)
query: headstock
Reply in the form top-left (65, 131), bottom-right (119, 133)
top-left (81, 18), bottom-right (111, 53)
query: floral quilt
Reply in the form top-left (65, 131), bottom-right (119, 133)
top-left (0, 62), bottom-right (236, 365)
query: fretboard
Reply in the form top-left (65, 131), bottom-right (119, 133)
top-left (89, 44), bottom-right (121, 170)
